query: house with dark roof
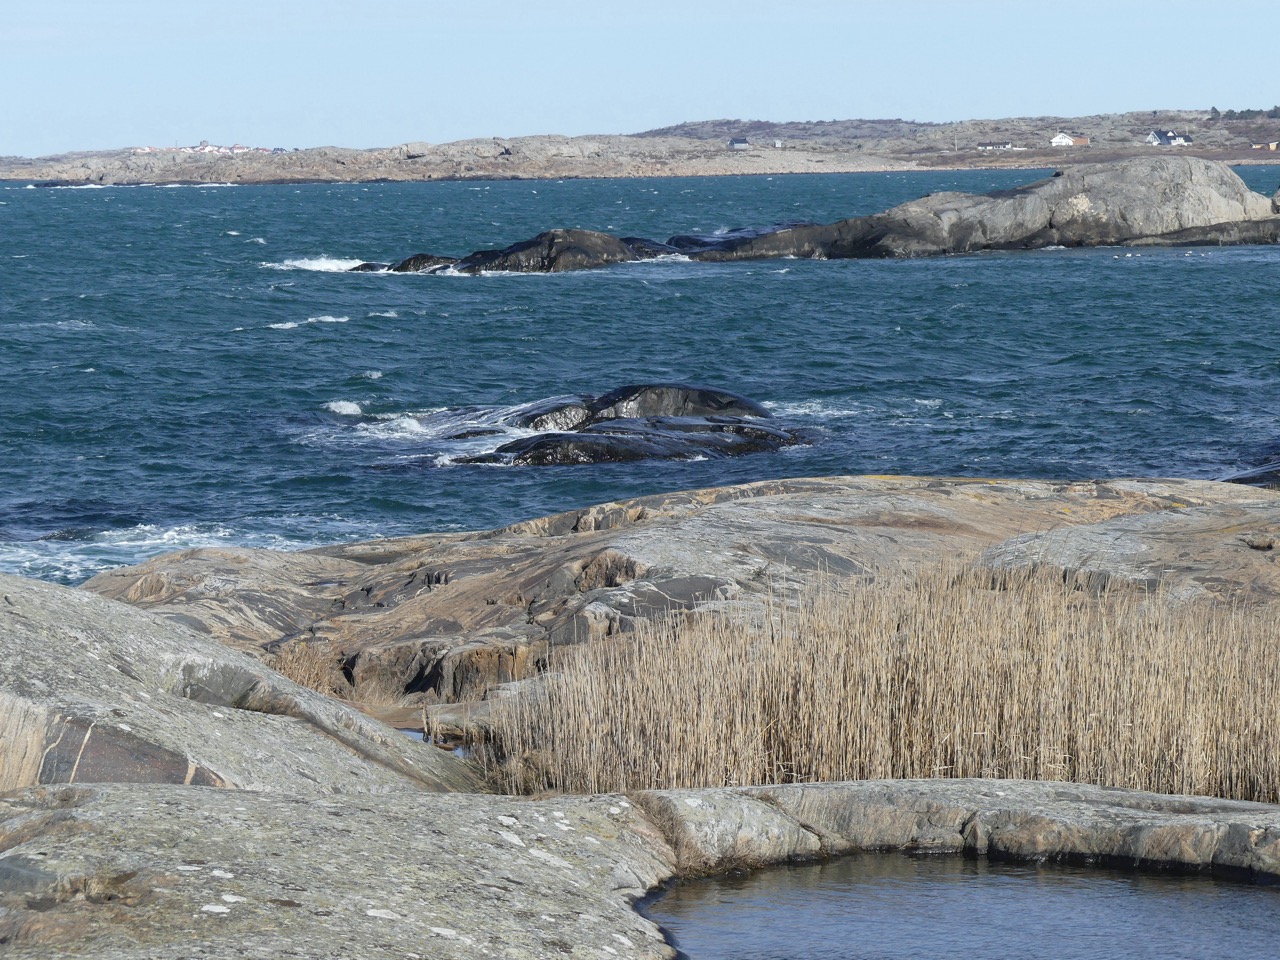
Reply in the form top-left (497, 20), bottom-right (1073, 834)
top-left (727, 138), bottom-right (750, 151)
top-left (1146, 129), bottom-right (1193, 146)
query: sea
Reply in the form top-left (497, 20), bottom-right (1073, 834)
top-left (3, 165), bottom-right (1279, 585)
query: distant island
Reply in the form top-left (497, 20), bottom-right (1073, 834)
top-left (3, 109), bottom-right (1279, 186)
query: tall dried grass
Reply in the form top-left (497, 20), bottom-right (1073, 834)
top-left (268, 641), bottom-right (352, 700)
top-left (483, 564), bottom-right (1280, 801)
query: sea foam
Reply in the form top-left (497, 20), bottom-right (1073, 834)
top-left (263, 257), bottom-right (364, 272)
top-left (268, 315), bottom-right (350, 330)
top-left (324, 400), bottom-right (363, 415)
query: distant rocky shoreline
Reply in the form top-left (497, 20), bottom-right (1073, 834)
top-left (4, 108), bottom-right (1279, 187)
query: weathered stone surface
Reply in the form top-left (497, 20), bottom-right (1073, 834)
top-left (82, 477), bottom-right (1280, 713)
top-left (979, 497), bottom-right (1280, 601)
top-left (637, 780), bottom-right (1280, 878)
top-left (0, 785), bottom-right (677, 960)
top-left (0, 573), bottom-right (480, 794)
top-left (3, 778), bottom-right (1279, 957)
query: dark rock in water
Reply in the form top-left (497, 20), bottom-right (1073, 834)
top-left (1221, 460), bottom-right (1280, 487)
top-left (620, 236), bottom-right (682, 258)
top-left (454, 228), bottom-right (639, 274)
top-left (666, 222), bottom-right (821, 254)
top-left (349, 261), bottom-right (390, 272)
top-left (471, 431), bottom-right (671, 466)
top-left (588, 383), bottom-right (773, 421)
top-left (503, 395), bottom-right (592, 432)
top-left (1128, 217), bottom-right (1280, 248)
top-left (453, 383), bottom-right (802, 466)
top-left (390, 252), bottom-right (459, 273)
top-left (470, 416), bottom-right (809, 466)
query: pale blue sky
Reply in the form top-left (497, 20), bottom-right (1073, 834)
top-left (3, 0), bottom-right (1273, 157)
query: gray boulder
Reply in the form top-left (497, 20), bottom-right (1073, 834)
top-left (694, 156), bottom-right (1278, 260)
top-left (0, 573), bottom-right (481, 795)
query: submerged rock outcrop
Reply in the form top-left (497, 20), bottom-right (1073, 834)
top-left (457, 383), bottom-right (805, 466)
top-left (358, 157), bottom-right (1280, 273)
top-left (0, 573), bottom-right (480, 795)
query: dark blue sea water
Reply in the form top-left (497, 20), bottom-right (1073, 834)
top-left (3, 166), bottom-right (1279, 583)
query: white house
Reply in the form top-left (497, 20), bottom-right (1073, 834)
top-left (1051, 132), bottom-right (1090, 147)
top-left (1147, 130), bottom-right (1193, 146)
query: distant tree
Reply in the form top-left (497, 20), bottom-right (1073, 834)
top-left (1210, 106), bottom-right (1221, 119)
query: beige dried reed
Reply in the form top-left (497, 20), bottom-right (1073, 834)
top-left (483, 564), bottom-right (1280, 801)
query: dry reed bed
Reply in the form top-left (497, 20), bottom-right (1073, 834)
top-left (483, 565), bottom-right (1280, 801)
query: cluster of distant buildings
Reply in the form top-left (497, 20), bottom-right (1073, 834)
top-left (978, 130), bottom-right (1195, 150)
top-left (724, 129), bottom-right (1278, 153)
top-left (132, 140), bottom-right (288, 156)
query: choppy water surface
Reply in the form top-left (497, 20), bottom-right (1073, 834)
top-left (2, 166), bottom-right (1279, 582)
top-left (644, 853), bottom-right (1280, 960)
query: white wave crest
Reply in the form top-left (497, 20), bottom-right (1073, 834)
top-left (324, 400), bottom-right (363, 415)
top-left (362, 370), bottom-right (384, 379)
top-left (269, 315), bottom-right (350, 330)
top-left (765, 399), bottom-right (865, 420)
top-left (368, 310), bottom-right (398, 318)
top-left (262, 257), bottom-right (364, 272)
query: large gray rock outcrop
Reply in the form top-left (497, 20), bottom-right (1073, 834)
top-left (0, 573), bottom-right (480, 794)
top-left (82, 477), bottom-right (1280, 717)
top-left (694, 156), bottom-right (1278, 260)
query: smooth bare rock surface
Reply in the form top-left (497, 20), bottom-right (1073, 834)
top-left (0, 573), bottom-right (480, 794)
top-left (980, 497), bottom-right (1280, 600)
top-left (3, 779), bottom-right (1279, 958)
top-left (637, 780), bottom-right (1280, 878)
top-left (0, 784), bottom-right (677, 959)
top-left (83, 477), bottom-right (1280, 709)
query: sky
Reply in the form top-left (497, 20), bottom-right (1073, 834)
top-left (2, 0), bottom-right (1274, 157)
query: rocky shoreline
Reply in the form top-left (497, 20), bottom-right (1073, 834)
top-left (4, 109), bottom-right (1279, 188)
top-left (5, 473), bottom-right (1280, 954)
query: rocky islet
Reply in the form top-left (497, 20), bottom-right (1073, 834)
top-left (351, 156), bottom-right (1280, 275)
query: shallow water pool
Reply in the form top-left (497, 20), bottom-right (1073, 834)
top-left (642, 852), bottom-right (1279, 959)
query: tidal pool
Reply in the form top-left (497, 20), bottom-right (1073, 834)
top-left (642, 852), bottom-right (1279, 959)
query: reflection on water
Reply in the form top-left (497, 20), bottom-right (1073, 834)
top-left (642, 852), bottom-right (1280, 960)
